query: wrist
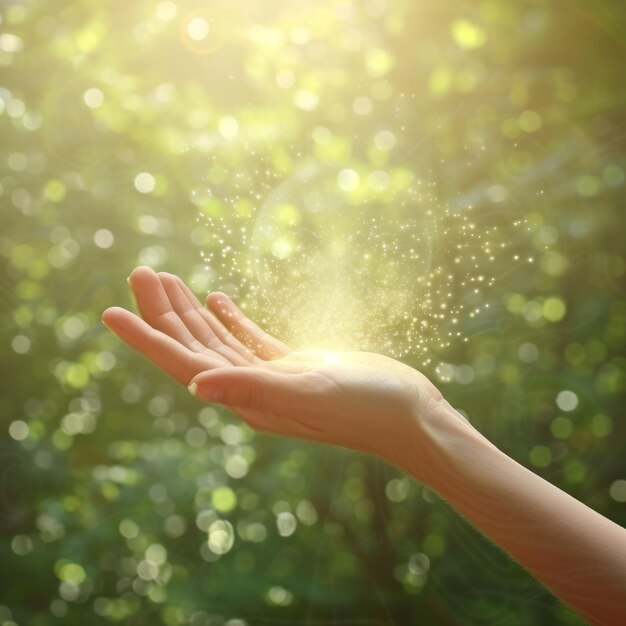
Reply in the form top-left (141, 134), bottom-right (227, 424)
top-left (392, 397), bottom-right (501, 489)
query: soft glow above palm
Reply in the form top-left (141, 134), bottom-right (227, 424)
top-left (102, 266), bottom-right (443, 463)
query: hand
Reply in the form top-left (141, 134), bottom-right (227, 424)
top-left (103, 269), bottom-right (626, 626)
top-left (102, 267), bottom-right (447, 473)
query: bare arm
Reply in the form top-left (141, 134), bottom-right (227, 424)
top-left (103, 267), bottom-right (626, 625)
top-left (397, 402), bottom-right (626, 625)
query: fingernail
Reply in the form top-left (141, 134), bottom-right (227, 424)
top-left (126, 276), bottom-right (131, 285)
top-left (188, 382), bottom-right (224, 403)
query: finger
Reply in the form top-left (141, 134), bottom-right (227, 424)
top-left (128, 266), bottom-right (222, 358)
top-left (206, 292), bottom-right (290, 360)
top-left (236, 408), bottom-right (322, 441)
top-left (188, 367), bottom-right (324, 437)
top-left (102, 306), bottom-right (225, 385)
top-left (157, 272), bottom-right (254, 365)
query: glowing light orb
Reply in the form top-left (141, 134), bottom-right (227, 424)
top-left (187, 17), bottom-right (209, 41)
top-left (180, 9), bottom-right (231, 55)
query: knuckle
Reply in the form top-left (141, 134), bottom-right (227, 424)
top-left (245, 381), bottom-right (264, 411)
top-left (229, 377), bottom-right (264, 411)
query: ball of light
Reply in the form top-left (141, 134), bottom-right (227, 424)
top-left (83, 88), bottom-right (104, 109)
top-left (609, 480), bottom-right (626, 503)
top-left (353, 96), bottom-right (373, 115)
top-left (93, 228), bottom-right (114, 248)
top-left (218, 116), bottom-right (239, 140)
top-left (543, 296), bottom-right (566, 322)
top-left (207, 520), bottom-right (235, 554)
top-left (337, 168), bottom-right (360, 192)
top-left (187, 16), bottom-right (210, 41)
top-left (134, 172), bottom-right (156, 194)
top-left (556, 390), bottom-right (578, 412)
top-left (156, 1), bottom-right (177, 21)
top-left (374, 129), bottom-right (397, 151)
top-left (211, 486), bottom-right (237, 513)
top-left (9, 420), bottom-right (29, 441)
top-left (11, 335), bottom-right (31, 354)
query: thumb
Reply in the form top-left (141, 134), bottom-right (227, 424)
top-left (187, 367), bottom-right (300, 411)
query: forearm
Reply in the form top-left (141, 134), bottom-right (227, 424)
top-left (397, 401), bottom-right (626, 625)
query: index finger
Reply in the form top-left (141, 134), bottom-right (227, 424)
top-left (102, 306), bottom-right (226, 385)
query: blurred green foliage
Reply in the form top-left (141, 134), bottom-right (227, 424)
top-left (1, 0), bottom-right (625, 624)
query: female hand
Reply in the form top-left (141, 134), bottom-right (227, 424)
top-left (102, 266), bottom-right (450, 475)
top-left (103, 267), bottom-right (626, 625)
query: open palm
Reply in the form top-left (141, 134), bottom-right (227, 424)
top-left (102, 266), bottom-right (445, 466)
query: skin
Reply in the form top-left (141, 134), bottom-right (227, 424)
top-left (103, 266), bottom-right (626, 625)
